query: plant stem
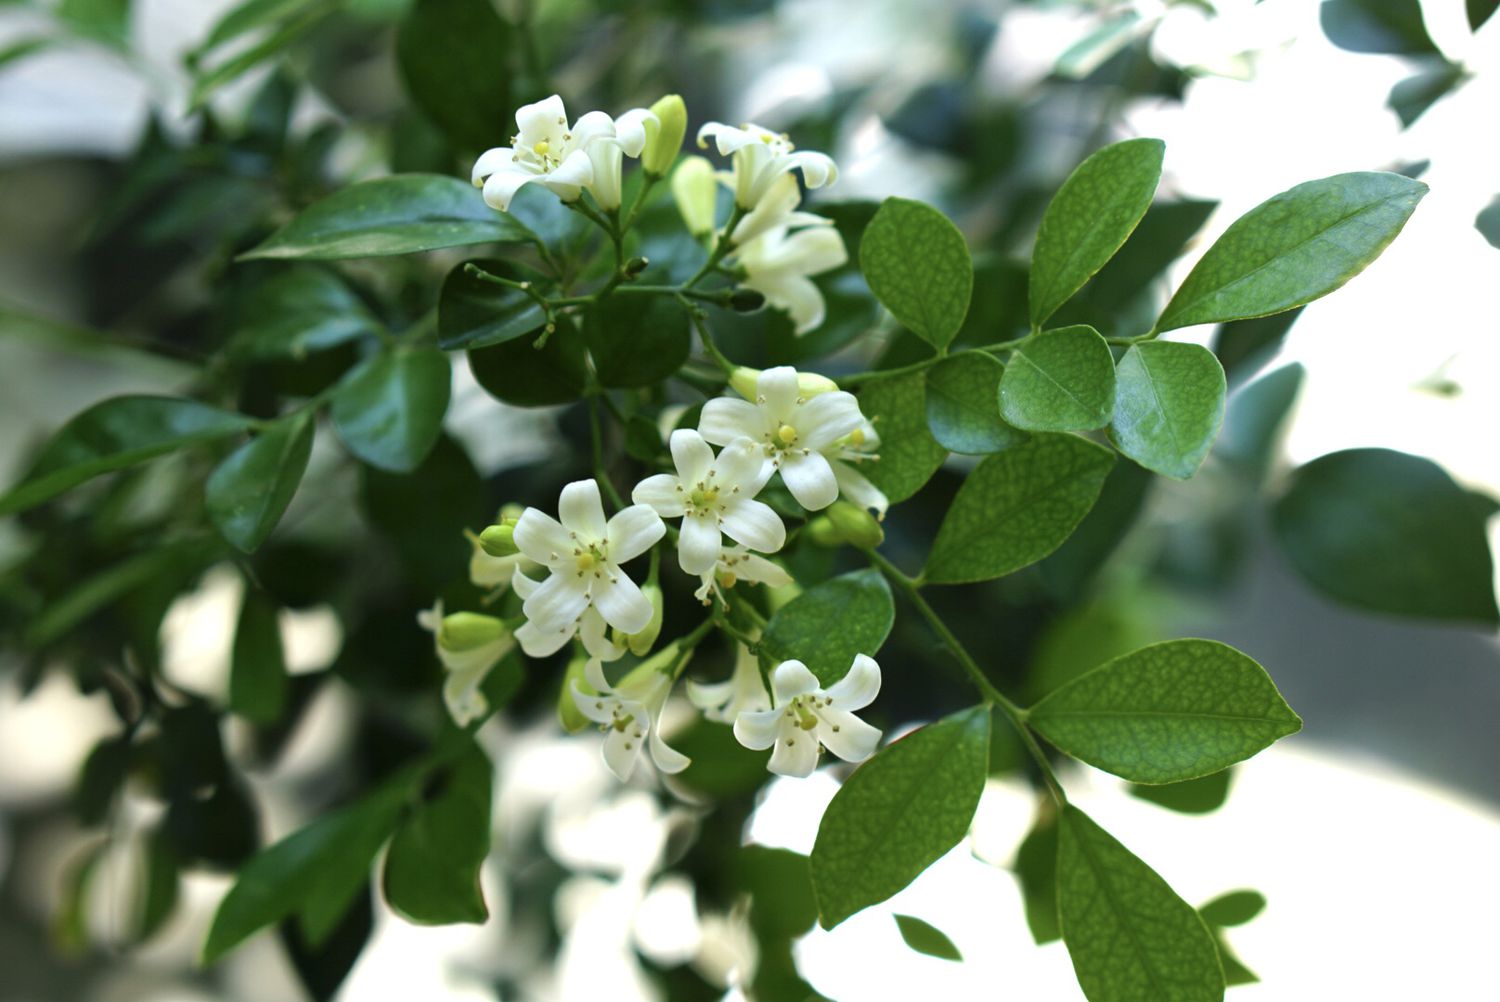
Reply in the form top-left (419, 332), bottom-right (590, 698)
top-left (683, 205), bottom-right (747, 289)
top-left (863, 547), bottom-right (1066, 803)
top-left (681, 299), bottom-right (737, 375)
top-left (620, 173), bottom-right (659, 235)
top-left (586, 390), bottom-right (626, 509)
top-left (840, 339), bottom-right (1030, 388)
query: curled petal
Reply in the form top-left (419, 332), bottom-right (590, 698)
top-left (832, 460), bottom-right (888, 519)
top-left (747, 273), bottom-right (825, 335)
top-left (686, 677), bottom-right (734, 710)
top-left (649, 726), bottom-right (691, 774)
top-left (579, 608), bottom-right (623, 663)
top-left (472, 146), bottom-right (514, 185)
top-left (592, 571), bottom-right (652, 634)
top-left (825, 654), bottom-right (881, 712)
top-left (818, 711), bottom-right (881, 764)
top-left (730, 552), bottom-right (793, 589)
top-left (785, 149), bottom-right (838, 190)
top-left (548, 148), bottom-right (596, 189)
top-left (516, 618), bottom-right (573, 658)
top-left (778, 450), bottom-right (839, 511)
top-left (670, 428), bottom-right (714, 483)
top-left (511, 566), bottom-right (542, 600)
top-left (559, 479), bottom-right (608, 539)
top-left (613, 108), bottom-right (656, 157)
top-left (770, 660), bottom-right (820, 704)
top-left (583, 654), bottom-right (612, 693)
top-left (606, 504), bottom-right (665, 563)
top-left (570, 110), bottom-right (617, 149)
top-left (720, 499), bottom-right (785, 554)
top-left (733, 708), bottom-right (783, 750)
top-left (482, 169), bottom-right (536, 213)
top-left (443, 665), bottom-right (491, 727)
top-left (631, 474), bottom-right (686, 517)
top-left (697, 121), bottom-right (759, 156)
top-left (768, 732), bottom-right (819, 778)
top-left (571, 679), bottom-right (616, 724)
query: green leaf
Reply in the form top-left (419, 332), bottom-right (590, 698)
top-left (894, 914), bottom-right (963, 962)
top-left (1212, 307), bottom-right (1304, 386)
top-left (436, 259), bottom-right (547, 351)
top-left (1012, 808), bottom-right (1060, 945)
top-left (1030, 639), bottom-right (1302, 784)
top-left (136, 829), bottom-right (180, 943)
top-left (240, 175), bottom-right (534, 261)
top-left (1320, 0), bottom-right (1438, 55)
top-left (468, 322), bottom-right (587, 407)
top-left (59, 0), bottom-right (130, 45)
top-left (1030, 138), bottom-right (1165, 327)
top-left (330, 348), bottom-right (451, 473)
top-left (26, 543), bottom-right (202, 649)
top-left (202, 786), bottom-right (406, 962)
top-left (856, 374), bottom-right (947, 503)
top-left (383, 744), bottom-right (492, 925)
top-left (1388, 62), bottom-right (1467, 129)
top-left (230, 587), bottom-right (288, 725)
top-left (1130, 768), bottom-right (1233, 815)
top-left (1157, 172), bottom-right (1426, 332)
top-left (198, 0), bottom-right (327, 52)
top-left (1058, 805), bottom-right (1225, 1002)
top-left (1219, 363), bottom-right (1304, 479)
top-left (206, 412), bottom-right (314, 553)
top-left (758, 569), bottom-right (894, 686)
top-left (811, 706), bottom-right (989, 928)
top-left (1471, 0), bottom-right (1500, 31)
top-left (859, 197), bottom-right (973, 349)
top-left (188, 4), bottom-right (331, 112)
top-left (1000, 325), bottom-right (1116, 431)
top-left (923, 352), bottom-right (1022, 455)
top-left (396, 0), bottom-right (512, 152)
top-left (584, 294), bottom-right (691, 388)
top-left (1111, 341), bottom-right (1225, 479)
top-left (1475, 195), bottom-right (1500, 250)
top-left (1199, 890), bottom-right (1266, 928)
top-left (227, 267), bottom-right (382, 360)
top-left (1271, 448), bottom-right (1500, 624)
top-left (0, 396), bottom-right (251, 517)
top-left (924, 434), bottom-right (1114, 584)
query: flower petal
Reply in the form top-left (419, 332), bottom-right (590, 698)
top-left (731, 552), bottom-right (793, 589)
top-left (768, 732), bottom-right (819, 778)
top-left (832, 460), bottom-right (889, 519)
top-left (516, 94), bottom-right (567, 142)
top-left (571, 680), bottom-right (616, 724)
top-left (605, 504), bottom-right (665, 563)
top-left (613, 108), bottom-right (655, 157)
top-left (758, 366), bottom-right (800, 419)
top-left (511, 566), bottom-right (541, 600)
top-left (443, 666), bottom-right (490, 727)
top-left (521, 570), bottom-right (590, 631)
top-left (670, 428), bottom-right (714, 483)
top-left (818, 711), bottom-right (881, 764)
top-left (649, 726), bottom-right (691, 774)
top-left (785, 149), bottom-right (838, 190)
top-left (797, 390), bottom-right (863, 450)
top-left (770, 660), bottom-right (820, 703)
top-left (686, 677), bottom-right (733, 710)
top-left (548, 148), bottom-right (595, 188)
top-left (733, 708), bottom-right (782, 750)
top-left (700, 397), bottom-right (766, 445)
top-left (777, 450), bottom-right (839, 511)
top-left (559, 479), bottom-right (607, 539)
top-left (516, 618), bottom-right (573, 658)
top-left (720, 499), bottom-right (785, 554)
top-left (714, 437), bottom-right (772, 494)
top-left (472, 146), bottom-right (515, 184)
top-left (579, 608), bottom-right (623, 663)
top-left (602, 724), bottom-right (645, 782)
top-left (570, 110), bottom-right (617, 149)
top-left (677, 513), bottom-right (722, 576)
top-left (514, 509), bottom-right (572, 567)
top-left (825, 654), bottom-right (881, 711)
top-left (482, 169), bottom-right (535, 213)
top-left (697, 121), bottom-right (758, 156)
top-left (631, 474), bottom-right (686, 517)
top-left (592, 571), bottom-right (652, 634)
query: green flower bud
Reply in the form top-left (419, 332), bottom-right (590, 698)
top-left (672, 155), bottom-right (719, 237)
top-left (618, 641), bottom-right (687, 692)
top-left (644, 94), bottom-right (687, 177)
top-left (728, 365), bottom-right (839, 401)
top-left (826, 500), bottom-right (885, 547)
top-left (805, 514), bottom-right (843, 547)
top-left (618, 583), bottom-right (664, 656)
top-left (558, 654), bottom-right (592, 734)
top-left (478, 522), bottom-right (519, 557)
top-left (623, 255), bottom-right (650, 279)
top-left (438, 612), bottom-right (506, 653)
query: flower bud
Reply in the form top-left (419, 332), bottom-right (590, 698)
top-left (643, 94), bottom-right (687, 176)
top-left (617, 641), bottom-right (687, 692)
top-left (615, 583), bottom-right (663, 656)
top-left (479, 522), bottom-right (519, 557)
top-left (438, 612), bottom-right (506, 653)
top-left (623, 256), bottom-right (650, 279)
top-left (672, 155), bottom-right (719, 237)
top-left (729, 288), bottom-right (766, 313)
top-left (826, 500), bottom-right (885, 547)
top-left (558, 654), bottom-right (592, 734)
top-left (728, 365), bottom-right (839, 401)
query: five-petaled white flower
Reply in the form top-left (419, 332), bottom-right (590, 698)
top-left (511, 479), bottom-right (665, 658)
top-left (631, 430), bottom-right (785, 576)
top-left (734, 220), bottom-right (848, 334)
top-left (688, 642), bottom-right (771, 724)
top-left (572, 650), bottom-right (690, 781)
top-left (693, 544), bottom-right (793, 606)
top-left (732, 655), bottom-right (882, 778)
top-left (699, 365), bottom-right (867, 512)
top-left (697, 121), bottom-right (837, 209)
top-left (729, 172), bottom-right (831, 248)
top-left (417, 602), bottom-right (515, 727)
top-left (472, 94), bottom-right (617, 212)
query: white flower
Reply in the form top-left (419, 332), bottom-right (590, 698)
top-left (417, 602), bottom-right (515, 727)
top-left (729, 172), bottom-right (831, 247)
top-left (826, 419), bottom-right (888, 519)
top-left (697, 121), bottom-right (837, 209)
top-left (511, 479), bottom-right (665, 658)
top-left (692, 545), bottom-right (792, 606)
top-left (572, 650), bottom-right (691, 781)
top-left (631, 430), bottom-right (785, 576)
top-left (699, 365), bottom-right (867, 512)
top-left (585, 107), bottom-right (657, 211)
top-left (734, 221), bottom-right (848, 334)
top-left (468, 534), bottom-right (536, 590)
top-left (688, 643), bottom-right (770, 724)
top-left (732, 655), bottom-right (882, 778)
top-left (471, 94), bottom-right (617, 212)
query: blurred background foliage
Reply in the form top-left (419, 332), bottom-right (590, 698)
top-left (0, 0), bottom-right (1497, 1000)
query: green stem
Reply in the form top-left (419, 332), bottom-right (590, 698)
top-left (620, 173), bottom-right (659, 236)
top-left (684, 205), bottom-right (748, 289)
top-left (682, 299), bottom-right (737, 375)
top-left (841, 340), bottom-right (1029, 388)
top-left (586, 390), bottom-right (626, 509)
top-left (863, 547), bottom-right (1066, 804)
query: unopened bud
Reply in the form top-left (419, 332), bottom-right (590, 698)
top-left (438, 612), bottom-right (506, 653)
top-left (643, 94), bottom-right (687, 177)
top-left (729, 365), bottom-right (839, 402)
top-left (826, 500), bottom-right (884, 548)
top-left (478, 522), bottom-right (519, 557)
top-left (623, 256), bottom-right (650, 279)
top-left (618, 642), bottom-right (688, 693)
top-left (729, 288), bottom-right (766, 313)
top-left (672, 155), bottom-right (719, 237)
top-left (615, 584), bottom-right (664, 656)
top-left (558, 654), bottom-right (592, 733)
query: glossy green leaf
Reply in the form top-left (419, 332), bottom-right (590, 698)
top-left (1130, 769), bottom-right (1233, 815)
top-left (1320, 0), bottom-right (1437, 55)
top-left (468, 322), bottom-right (588, 407)
top-left (894, 914), bottom-right (963, 962)
top-left (923, 352), bottom-right (1021, 454)
top-left (198, 0), bottom-right (326, 52)
top-left (202, 787), bottom-right (406, 962)
top-left (856, 374), bottom-right (947, 503)
top-left (227, 267), bottom-right (383, 360)
top-left (1000, 325), bottom-right (1116, 431)
top-left (1012, 808), bottom-right (1060, 945)
top-left (859, 197), bottom-right (972, 349)
top-left (230, 587), bottom-right (288, 725)
top-left (811, 706), bottom-right (989, 928)
top-left (1030, 138), bottom-right (1164, 327)
top-left (1200, 890), bottom-right (1266, 928)
top-left (436, 259), bottom-right (547, 351)
top-left (331, 348), bottom-right (451, 473)
top-left (188, 4), bottom-right (331, 111)
top-left (396, 0), bottom-right (512, 151)
top-left (1058, 805), bottom-right (1225, 1002)
top-left (1111, 341), bottom-right (1225, 479)
top-left (1388, 62), bottom-right (1467, 128)
top-left (584, 294), bottom-right (691, 388)
top-left (1030, 639), bottom-right (1302, 784)
top-left (241, 175), bottom-right (534, 261)
top-left (1272, 448), bottom-right (1500, 624)
top-left (383, 744), bottom-right (492, 925)
top-left (925, 434), bottom-right (1114, 584)
top-left (0, 396), bottom-right (251, 517)
top-left (758, 569), bottom-right (894, 686)
top-left (1475, 195), bottom-right (1500, 250)
top-left (1157, 172), bottom-right (1426, 332)
top-left (206, 412), bottom-right (314, 553)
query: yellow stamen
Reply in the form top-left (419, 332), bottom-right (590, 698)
top-left (533, 140), bottom-right (550, 155)
top-left (777, 424), bottom-right (798, 444)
